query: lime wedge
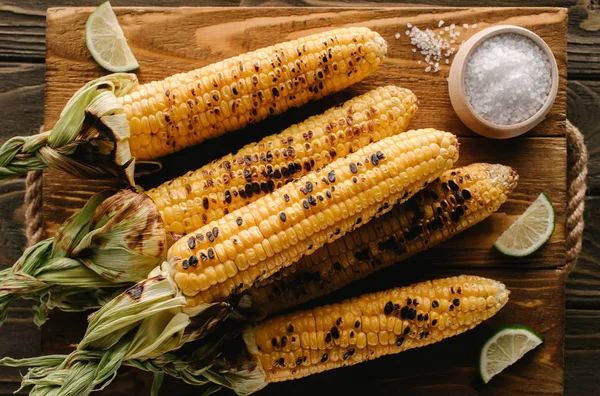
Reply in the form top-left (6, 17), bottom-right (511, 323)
top-left (85, 1), bottom-right (139, 72)
top-left (479, 325), bottom-right (543, 384)
top-left (494, 192), bottom-right (555, 257)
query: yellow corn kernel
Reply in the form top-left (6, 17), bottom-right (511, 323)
top-left (122, 27), bottom-right (387, 161)
top-left (167, 129), bottom-right (459, 306)
top-left (146, 85), bottom-right (418, 236)
top-left (250, 275), bottom-right (509, 383)
top-left (246, 163), bottom-right (518, 317)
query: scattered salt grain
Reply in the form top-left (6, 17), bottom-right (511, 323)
top-left (397, 19), bottom-right (481, 73)
top-left (471, 23), bottom-right (478, 28)
top-left (464, 33), bottom-right (552, 125)
top-left (425, 66), bottom-right (432, 72)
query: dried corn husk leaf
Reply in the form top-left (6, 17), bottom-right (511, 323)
top-left (0, 189), bottom-right (167, 327)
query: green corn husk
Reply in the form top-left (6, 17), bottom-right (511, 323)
top-left (0, 270), bottom-right (233, 395)
top-left (0, 73), bottom-right (138, 185)
top-left (0, 189), bottom-right (167, 327)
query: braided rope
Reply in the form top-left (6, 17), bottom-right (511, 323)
top-left (565, 120), bottom-right (588, 272)
top-left (24, 170), bottom-right (44, 247)
top-left (24, 127), bottom-right (45, 247)
top-left (23, 121), bottom-right (589, 266)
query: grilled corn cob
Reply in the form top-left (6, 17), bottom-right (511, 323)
top-left (0, 87), bottom-right (418, 327)
top-left (0, 27), bottom-right (387, 184)
top-left (0, 132), bottom-right (459, 396)
top-left (167, 129), bottom-right (459, 305)
top-left (245, 163), bottom-right (518, 316)
top-left (126, 27), bottom-right (387, 160)
top-left (147, 85), bottom-right (418, 235)
top-left (249, 275), bottom-right (508, 385)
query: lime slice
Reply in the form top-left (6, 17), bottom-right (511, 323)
top-left (479, 325), bottom-right (543, 384)
top-left (494, 192), bottom-right (555, 257)
top-left (85, 1), bottom-right (139, 72)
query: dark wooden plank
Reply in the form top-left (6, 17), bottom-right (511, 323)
top-left (565, 0), bottom-right (600, 78)
top-left (567, 79), bottom-right (600, 194)
top-left (0, 62), bottom-right (44, 144)
top-left (0, 179), bottom-right (41, 392)
top-left (565, 309), bottom-right (600, 396)
top-left (566, 196), bottom-right (600, 309)
top-left (241, 0), bottom-right (575, 5)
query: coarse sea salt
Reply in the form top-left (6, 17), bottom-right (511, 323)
top-left (464, 33), bottom-right (551, 125)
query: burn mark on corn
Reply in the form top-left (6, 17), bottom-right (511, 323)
top-left (182, 259), bottom-right (189, 270)
top-left (432, 300), bottom-right (439, 308)
top-left (384, 301), bottom-right (394, 315)
top-left (208, 248), bottom-right (215, 259)
top-left (236, 217), bottom-right (243, 226)
top-left (187, 237), bottom-right (196, 249)
top-left (189, 255), bottom-right (198, 267)
top-left (321, 353), bottom-right (328, 363)
top-left (396, 336), bottom-right (404, 346)
top-left (407, 308), bottom-right (417, 320)
top-left (349, 162), bottom-right (358, 173)
top-left (330, 326), bottom-right (340, 339)
top-left (206, 231), bottom-right (214, 242)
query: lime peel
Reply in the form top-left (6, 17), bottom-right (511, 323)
top-left (86, 1), bottom-right (139, 72)
top-left (494, 192), bottom-right (555, 257)
top-left (479, 324), bottom-right (544, 384)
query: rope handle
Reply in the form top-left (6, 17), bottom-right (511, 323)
top-left (24, 122), bottom-right (589, 269)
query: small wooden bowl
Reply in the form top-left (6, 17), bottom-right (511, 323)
top-left (448, 25), bottom-right (559, 139)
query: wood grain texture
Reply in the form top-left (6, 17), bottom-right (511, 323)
top-left (567, 79), bottom-right (600, 194)
top-left (566, 196), bottom-right (600, 308)
top-left (565, 309), bottom-right (600, 395)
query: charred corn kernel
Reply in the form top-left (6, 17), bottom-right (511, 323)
top-left (146, 86), bottom-right (417, 235)
top-left (246, 163), bottom-right (518, 316)
top-left (122, 27), bottom-right (387, 160)
top-left (248, 275), bottom-right (509, 383)
top-left (167, 129), bottom-right (459, 302)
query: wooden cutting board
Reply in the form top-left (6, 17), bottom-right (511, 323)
top-left (42, 6), bottom-right (568, 395)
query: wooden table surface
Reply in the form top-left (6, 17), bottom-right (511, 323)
top-left (0, 1), bottom-right (597, 395)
